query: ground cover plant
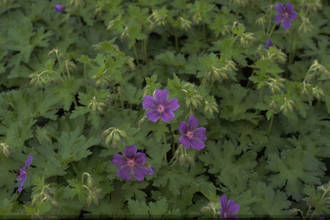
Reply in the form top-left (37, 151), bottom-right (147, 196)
top-left (1, 0), bottom-right (330, 218)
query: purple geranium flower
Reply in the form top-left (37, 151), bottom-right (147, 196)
top-left (54, 4), bottom-right (65, 13)
top-left (178, 115), bottom-right (207, 151)
top-left (274, 3), bottom-right (298, 29)
top-left (142, 89), bottom-right (180, 123)
top-left (264, 39), bottom-right (274, 49)
top-left (220, 195), bottom-right (240, 219)
top-left (112, 145), bottom-right (153, 181)
top-left (16, 154), bottom-right (33, 193)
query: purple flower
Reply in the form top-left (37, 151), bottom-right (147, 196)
top-left (178, 115), bottom-right (207, 151)
top-left (317, 217), bottom-right (325, 220)
top-left (112, 145), bottom-right (153, 181)
top-left (264, 39), bottom-right (273, 49)
top-left (274, 3), bottom-right (298, 29)
top-left (54, 4), bottom-right (65, 13)
top-left (16, 154), bottom-right (33, 193)
top-left (220, 195), bottom-right (240, 219)
top-left (142, 89), bottom-right (180, 123)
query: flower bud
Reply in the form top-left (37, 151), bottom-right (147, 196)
top-left (179, 155), bottom-right (185, 166)
top-left (289, 208), bottom-right (299, 216)
top-left (174, 150), bottom-right (180, 158)
top-left (87, 175), bottom-right (94, 189)
top-left (92, 195), bottom-right (99, 206)
top-left (119, 130), bottom-right (128, 138)
top-left (87, 195), bottom-right (92, 207)
top-left (102, 129), bottom-right (110, 139)
top-left (200, 206), bottom-right (210, 213)
top-left (187, 155), bottom-right (195, 166)
top-left (105, 132), bottom-right (113, 145)
top-left (2, 143), bottom-right (10, 157)
top-left (51, 200), bottom-right (61, 210)
top-left (138, 117), bottom-right (146, 127)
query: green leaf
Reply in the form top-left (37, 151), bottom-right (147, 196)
top-left (127, 199), bottom-right (149, 218)
top-left (250, 182), bottom-right (291, 218)
top-left (122, 182), bottom-right (148, 201)
top-left (266, 146), bottom-right (323, 201)
top-left (58, 128), bottom-right (99, 163)
top-left (148, 197), bottom-right (168, 218)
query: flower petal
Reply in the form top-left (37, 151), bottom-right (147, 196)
top-left (227, 200), bottom-right (240, 215)
top-left (25, 154), bottom-right (33, 168)
top-left (16, 169), bottom-right (27, 181)
top-left (133, 165), bottom-right (148, 181)
top-left (155, 89), bottom-right (169, 105)
top-left (160, 110), bottom-right (175, 122)
top-left (146, 111), bottom-right (160, 122)
top-left (282, 18), bottom-right (291, 29)
top-left (142, 95), bottom-right (158, 110)
top-left (285, 2), bottom-right (294, 12)
top-left (220, 195), bottom-right (228, 218)
top-left (134, 152), bottom-right (146, 165)
top-left (17, 173), bottom-right (27, 192)
top-left (266, 39), bottom-right (273, 46)
top-left (117, 166), bottom-right (131, 181)
top-left (288, 11), bottom-right (298, 21)
top-left (178, 121), bottom-right (188, 134)
top-left (165, 98), bottom-right (180, 111)
top-left (274, 14), bottom-right (284, 24)
top-left (193, 127), bottom-right (207, 141)
top-left (274, 3), bottom-right (284, 13)
top-left (179, 136), bottom-right (191, 149)
top-left (147, 166), bottom-right (155, 175)
top-left (190, 138), bottom-right (205, 151)
top-left (124, 145), bottom-right (137, 159)
top-left (112, 154), bottom-right (127, 167)
top-left (188, 115), bottom-right (198, 131)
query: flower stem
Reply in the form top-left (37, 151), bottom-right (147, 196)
top-left (267, 114), bottom-right (274, 136)
top-left (118, 85), bottom-right (124, 109)
top-left (288, 29), bottom-right (295, 65)
top-left (111, 82), bottom-right (118, 111)
top-left (255, 86), bottom-right (265, 115)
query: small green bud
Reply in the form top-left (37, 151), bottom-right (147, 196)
top-left (93, 188), bottom-right (103, 195)
top-left (92, 195), bottom-right (99, 206)
top-left (289, 209), bottom-right (299, 216)
top-left (87, 195), bottom-right (92, 207)
top-left (187, 155), bottom-right (195, 166)
top-left (174, 150), bottom-right (180, 158)
top-left (2, 143), bottom-right (10, 157)
top-left (179, 155), bottom-right (185, 166)
top-left (138, 117), bottom-right (146, 127)
top-left (87, 176), bottom-right (94, 189)
top-left (119, 130), bottom-right (128, 138)
top-left (102, 129), bottom-right (110, 139)
top-left (200, 206), bottom-right (210, 213)
top-left (51, 200), bottom-right (61, 210)
top-left (105, 132), bottom-right (113, 145)
top-left (113, 132), bottom-right (121, 143)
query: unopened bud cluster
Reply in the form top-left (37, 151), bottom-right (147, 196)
top-left (32, 185), bottom-right (61, 210)
top-left (88, 96), bottom-right (106, 113)
top-left (279, 97), bottom-right (295, 116)
top-left (266, 77), bottom-right (285, 95)
top-left (173, 145), bottom-right (195, 167)
top-left (82, 173), bottom-right (102, 207)
top-left (200, 202), bottom-right (221, 218)
top-left (299, 0), bottom-right (322, 14)
top-left (102, 127), bottom-right (128, 148)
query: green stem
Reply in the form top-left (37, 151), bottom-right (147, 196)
top-left (169, 158), bottom-right (178, 168)
top-left (266, 5), bottom-right (273, 34)
top-left (305, 206), bottom-right (311, 219)
top-left (267, 114), bottom-right (274, 136)
top-left (132, 44), bottom-right (140, 66)
top-left (163, 133), bottom-right (167, 161)
top-left (71, 162), bottom-right (78, 175)
top-left (51, 71), bottom-right (64, 82)
top-left (144, 39), bottom-right (147, 63)
top-left (72, 94), bottom-right (78, 107)
top-left (65, 61), bottom-right (71, 79)
top-left (175, 28), bottom-right (179, 53)
top-left (268, 23), bottom-right (276, 36)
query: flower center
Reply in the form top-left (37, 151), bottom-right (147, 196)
top-left (284, 12), bottom-right (289, 17)
top-left (128, 159), bottom-right (135, 167)
top-left (157, 104), bottom-right (165, 113)
top-left (186, 131), bottom-right (194, 139)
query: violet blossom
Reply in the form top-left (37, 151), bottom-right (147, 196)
top-left (220, 195), bottom-right (240, 219)
top-left (274, 3), bottom-right (298, 29)
top-left (178, 115), bottom-right (207, 151)
top-left (142, 89), bottom-right (180, 123)
top-left (17, 154), bottom-right (33, 193)
top-left (112, 145), bottom-right (153, 181)
top-left (54, 4), bottom-right (65, 13)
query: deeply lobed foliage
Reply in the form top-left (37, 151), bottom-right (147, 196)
top-left (0, 0), bottom-right (330, 218)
